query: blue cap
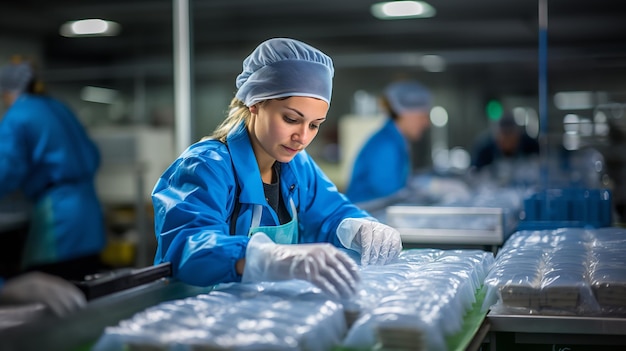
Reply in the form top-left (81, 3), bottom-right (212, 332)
top-left (384, 80), bottom-right (432, 114)
top-left (497, 113), bottom-right (519, 134)
top-left (0, 62), bottom-right (33, 95)
top-left (235, 38), bottom-right (334, 107)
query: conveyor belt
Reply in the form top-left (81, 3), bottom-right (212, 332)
top-left (0, 278), bottom-right (211, 351)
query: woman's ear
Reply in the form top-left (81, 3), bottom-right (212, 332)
top-left (249, 104), bottom-right (258, 115)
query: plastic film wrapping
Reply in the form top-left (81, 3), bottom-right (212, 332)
top-left (484, 227), bottom-right (626, 316)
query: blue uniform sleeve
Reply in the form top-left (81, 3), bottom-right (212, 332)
top-left (0, 110), bottom-right (30, 197)
top-left (293, 152), bottom-right (371, 247)
top-left (347, 136), bottom-right (406, 202)
top-left (152, 149), bottom-right (249, 287)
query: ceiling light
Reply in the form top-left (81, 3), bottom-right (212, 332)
top-left (421, 54), bottom-right (446, 72)
top-left (60, 19), bottom-right (121, 37)
top-left (371, 1), bottom-right (436, 20)
top-left (81, 86), bottom-right (119, 104)
top-left (430, 106), bottom-right (448, 127)
top-left (554, 91), bottom-right (594, 110)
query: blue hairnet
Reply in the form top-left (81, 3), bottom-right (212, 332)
top-left (384, 81), bottom-right (432, 114)
top-left (235, 38), bottom-right (334, 107)
top-left (0, 62), bottom-right (33, 95)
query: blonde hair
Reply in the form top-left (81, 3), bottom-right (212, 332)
top-left (203, 98), bottom-right (250, 142)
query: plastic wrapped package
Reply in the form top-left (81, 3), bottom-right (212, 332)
top-left (484, 227), bottom-right (626, 316)
top-left (437, 250), bottom-right (495, 293)
top-left (92, 280), bottom-right (346, 351)
top-left (590, 265), bottom-right (626, 314)
top-left (391, 248), bottom-right (445, 267)
top-left (93, 249), bottom-right (494, 351)
top-left (342, 249), bottom-right (494, 351)
top-left (416, 265), bottom-right (476, 317)
top-left (346, 305), bottom-right (446, 351)
top-left (588, 227), bottom-right (626, 315)
top-left (344, 265), bottom-right (414, 325)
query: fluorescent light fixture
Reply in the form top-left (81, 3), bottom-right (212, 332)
top-left (430, 106), bottom-right (448, 127)
top-left (421, 54), bottom-right (446, 72)
top-left (81, 86), bottom-right (119, 104)
top-left (450, 147), bottom-right (471, 170)
top-left (524, 108), bottom-right (539, 138)
top-left (563, 113), bottom-right (579, 133)
top-left (553, 91), bottom-right (593, 110)
top-left (432, 149), bottom-right (450, 171)
top-left (562, 132), bottom-right (580, 151)
top-left (513, 107), bottom-right (528, 126)
top-left (579, 118), bottom-right (593, 136)
top-left (60, 19), bottom-right (121, 37)
top-left (371, 1), bottom-right (436, 20)
top-left (594, 111), bottom-right (609, 136)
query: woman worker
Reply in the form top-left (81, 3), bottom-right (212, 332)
top-left (346, 80), bottom-right (432, 203)
top-left (152, 38), bottom-right (402, 299)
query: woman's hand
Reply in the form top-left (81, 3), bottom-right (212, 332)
top-left (336, 218), bottom-right (402, 266)
top-left (242, 233), bottom-right (359, 299)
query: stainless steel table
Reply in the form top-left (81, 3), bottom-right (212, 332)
top-left (387, 205), bottom-right (518, 253)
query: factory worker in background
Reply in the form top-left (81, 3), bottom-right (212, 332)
top-left (152, 38), bottom-right (402, 299)
top-left (469, 112), bottom-right (539, 184)
top-left (346, 80), bottom-right (432, 203)
top-left (470, 112), bottom-right (540, 172)
top-left (0, 58), bottom-right (107, 281)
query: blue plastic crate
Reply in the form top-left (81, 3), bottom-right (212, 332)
top-left (518, 188), bottom-right (612, 230)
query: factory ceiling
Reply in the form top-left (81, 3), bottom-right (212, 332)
top-left (2, 0), bottom-right (626, 82)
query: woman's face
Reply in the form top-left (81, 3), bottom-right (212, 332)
top-left (397, 110), bottom-right (431, 142)
top-left (249, 96), bottom-right (328, 164)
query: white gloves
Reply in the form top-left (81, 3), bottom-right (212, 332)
top-left (336, 218), bottom-right (402, 266)
top-left (242, 233), bottom-right (359, 299)
top-left (0, 272), bottom-right (86, 317)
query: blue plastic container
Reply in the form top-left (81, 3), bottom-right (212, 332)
top-left (518, 188), bottom-right (612, 230)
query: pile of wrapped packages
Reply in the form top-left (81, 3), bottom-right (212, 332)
top-left (93, 249), bottom-right (495, 351)
top-left (483, 227), bottom-right (626, 316)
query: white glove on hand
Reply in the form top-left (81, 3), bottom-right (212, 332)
top-left (0, 272), bottom-right (86, 317)
top-left (242, 233), bottom-right (359, 299)
top-left (336, 218), bottom-right (402, 266)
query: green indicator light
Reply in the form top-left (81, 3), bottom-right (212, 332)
top-left (486, 100), bottom-right (503, 121)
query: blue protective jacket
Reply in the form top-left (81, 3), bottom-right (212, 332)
top-left (346, 119), bottom-right (410, 203)
top-left (471, 130), bottom-right (541, 171)
top-left (0, 94), bottom-right (105, 268)
top-left (152, 121), bottom-right (370, 287)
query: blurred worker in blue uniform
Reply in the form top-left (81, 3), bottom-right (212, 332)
top-left (152, 38), bottom-right (402, 299)
top-left (0, 58), bottom-right (106, 281)
top-left (470, 112), bottom-right (540, 172)
top-left (346, 80), bottom-right (432, 203)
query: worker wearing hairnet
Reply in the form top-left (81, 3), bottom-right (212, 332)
top-left (152, 38), bottom-right (402, 299)
top-left (0, 58), bottom-right (106, 281)
top-left (346, 80), bottom-right (432, 203)
top-left (470, 112), bottom-right (540, 171)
